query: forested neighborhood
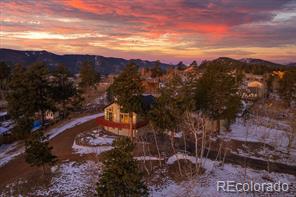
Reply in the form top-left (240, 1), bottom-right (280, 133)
top-left (0, 54), bottom-right (295, 196)
top-left (1, 0), bottom-right (296, 196)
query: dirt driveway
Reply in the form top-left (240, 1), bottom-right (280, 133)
top-left (0, 118), bottom-right (98, 187)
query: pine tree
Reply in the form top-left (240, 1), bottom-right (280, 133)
top-left (96, 137), bottom-right (148, 197)
top-left (148, 74), bottom-right (193, 176)
top-left (26, 62), bottom-right (54, 125)
top-left (25, 132), bottom-right (57, 174)
top-left (51, 64), bottom-right (77, 118)
top-left (6, 65), bottom-right (36, 138)
top-left (7, 65), bottom-right (33, 120)
top-left (79, 61), bottom-right (100, 88)
top-left (149, 74), bottom-right (184, 132)
top-left (149, 72), bottom-right (197, 134)
top-left (13, 116), bottom-right (33, 139)
top-left (0, 62), bottom-right (11, 97)
top-left (194, 64), bottom-right (241, 131)
top-left (107, 63), bottom-right (144, 137)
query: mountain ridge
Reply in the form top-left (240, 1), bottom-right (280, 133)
top-left (0, 48), bottom-right (172, 75)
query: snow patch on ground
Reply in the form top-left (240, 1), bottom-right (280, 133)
top-left (72, 128), bottom-right (116, 155)
top-left (82, 129), bottom-right (115, 146)
top-left (33, 161), bottom-right (101, 197)
top-left (0, 127), bottom-right (9, 135)
top-left (72, 140), bottom-right (113, 155)
top-left (167, 131), bottom-right (183, 138)
top-left (220, 119), bottom-right (295, 152)
top-left (166, 153), bottom-right (215, 172)
top-left (0, 142), bottom-right (24, 167)
top-left (134, 156), bottom-right (164, 161)
top-left (88, 136), bottom-right (114, 146)
top-left (0, 120), bottom-right (14, 135)
top-left (219, 118), bottom-right (296, 166)
top-left (152, 156), bottom-right (296, 197)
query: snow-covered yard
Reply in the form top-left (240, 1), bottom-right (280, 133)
top-left (0, 120), bottom-right (14, 135)
top-left (72, 129), bottom-right (115, 155)
top-left (151, 153), bottom-right (296, 197)
top-left (33, 160), bottom-right (101, 197)
top-left (72, 141), bottom-right (113, 155)
top-left (219, 118), bottom-right (296, 165)
top-left (1, 151), bottom-right (295, 197)
top-left (220, 119), bottom-right (292, 150)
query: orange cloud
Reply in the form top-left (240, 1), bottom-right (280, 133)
top-left (63, 0), bottom-right (100, 13)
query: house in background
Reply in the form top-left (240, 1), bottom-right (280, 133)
top-left (45, 111), bottom-right (60, 121)
top-left (96, 95), bottom-right (155, 137)
top-left (241, 73), bottom-right (267, 100)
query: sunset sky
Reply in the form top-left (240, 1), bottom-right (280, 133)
top-left (0, 0), bottom-right (296, 64)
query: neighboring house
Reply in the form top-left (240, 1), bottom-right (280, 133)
top-left (45, 110), bottom-right (59, 121)
top-left (34, 110), bottom-right (59, 125)
top-left (241, 73), bottom-right (267, 100)
top-left (247, 81), bottom-right (265, 98)
top-left (96, 95), bottom-right (155, 137)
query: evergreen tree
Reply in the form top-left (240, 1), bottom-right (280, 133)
top-left (0, 62), bottom-right (10, 80)
top-left (25, 132), bottom-right (57, 174)
top-left (194, 64), bottom-right (241, 131)
top-left (79, 61), bottom-right (100, 88)
top-left (51, 64), bottom-right (77, 118)
top-left (148, 74), bottom-right (193, 176)
top-left (7, 65), bottom-right (33, 120)
top-left (96, 137), bottom-right (148, 197)
top-left (7, 65), bottom-right (36, 138)
top-left (26, 62), bottom-right (54, 125)
top-left (107, 63), bottom-right (144, 137)
top-left (13, 116), bottom-right (33, 139)
top-left (0, 62), bottom-right (11, 94)
top-left (70, 88), bottom-right (84, 111)
top-left (279, 68), bottom-right (296, 106)
top-left (149, 74), bottom-right (187, 132)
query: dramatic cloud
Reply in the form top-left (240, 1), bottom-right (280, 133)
top-left (0, 0), bottom-right (295, 63)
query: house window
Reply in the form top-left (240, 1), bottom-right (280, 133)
top-left (106, 111), bottom-right (113, 121)
top-left (120, 113), bottom-right (129, 123)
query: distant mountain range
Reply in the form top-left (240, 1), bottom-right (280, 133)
top-left (287, 62), bottom-right (296, 67)
top-left (0, 48), bottom-right (294, 75)
top-left (0, 48), bottom-right (172, 75)
top-left (199, 56), bottom-right (294, 74)
top-left (239, 58), bottom-right (283, 67)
